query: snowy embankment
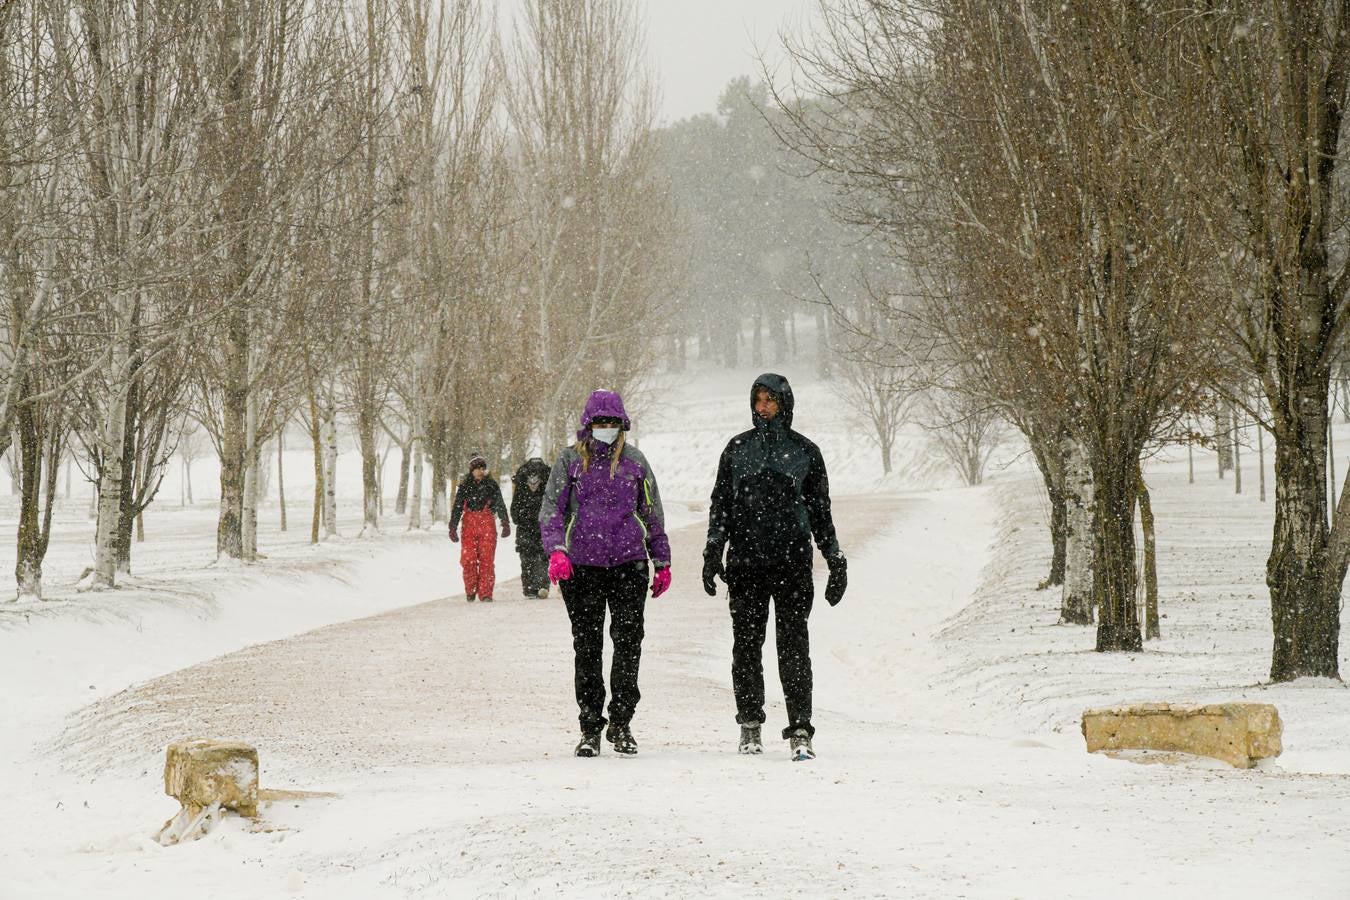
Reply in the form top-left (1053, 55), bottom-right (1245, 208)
top-left (0, 518), bottom-right (466, 766)
top-left (935, 456), bottom-right (1350, 776)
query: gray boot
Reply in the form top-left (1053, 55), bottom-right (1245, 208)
top-left (738, 724), bottom-right (763, 755)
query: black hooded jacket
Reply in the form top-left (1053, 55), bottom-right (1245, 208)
top-left (449, 472), bottom-right (508, 530)
top-left (510, 458), bottom-right (552, 552)
top-left (706, 373), bottom-right (841, 571)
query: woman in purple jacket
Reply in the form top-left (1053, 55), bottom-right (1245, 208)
top-left (540, 389), bottom-right (672, 757)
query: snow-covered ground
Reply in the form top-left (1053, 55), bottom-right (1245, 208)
top-left (2, 358), bottom-right (1349, 898)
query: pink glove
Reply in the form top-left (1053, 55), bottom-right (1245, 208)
top-left (651, 566), bottom-right (671, 598)
top-left (548, 551), bottom-right (572, 583)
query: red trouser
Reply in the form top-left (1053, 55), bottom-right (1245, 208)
top-left (460, 508), bottom-right (497, 598)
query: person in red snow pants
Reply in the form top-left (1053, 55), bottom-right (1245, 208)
top-left (459, 508), bottom-right (498, 598)
top-left (448, 452), bottom-right (510, 602)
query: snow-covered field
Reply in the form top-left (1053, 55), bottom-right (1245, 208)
top-left (2, 360), bottom-right (1348, 898)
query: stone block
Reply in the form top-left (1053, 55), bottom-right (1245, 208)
top-left (164, 739), bottom-right (259, 817)
top-left (1081, 702), bottom-right (1282, 769)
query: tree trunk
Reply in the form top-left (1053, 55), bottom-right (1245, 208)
top-left (14, 394), bottom-right (43, 601)
top-left (1233, 408), bottom-right (1243, 495)
top-left (216, 308), bottom-right (247, 560)
top-left (1136, 463), bottom-right (1160, 641)
top-left (277, 426), bottom-right (287, 532)
top-left (1093, 457), bottom-right (1143, 652)
top-left (1258, 423), bottom-right (1266, 502)
top-left (1269, 391), bottom-right (1341, 680)
top-left (114, 375), bottom-right (138, 575)
top-left (358, 408), bottom-right (379, 534)
top-left (1032, 438), bottom-right (1067, 590)
top-left (1216, 401), bottom-right (1233, 476)
top-left (307, 382), bottom-right (322, 544)
top-left (409, 435), bottom-right (424, 530)
top-left (93, 325), bottom-right (133, 588)
top-left (1327, 417), bottom-right (1336, 516)
top-left (242, 383), bottom-right (259, 561)
top-left (322, 392), bottom-right (338, 538)
top-left (429, 416), bottom-right (447, 523)
top-left (751, 304), bottom-right (763, 367)
top-left (1061, 437), bottom-right (1094, 625)
top-left (93, 394), bottom-right (130, 587)
top-left (395, 439), bottom-right (410, 515)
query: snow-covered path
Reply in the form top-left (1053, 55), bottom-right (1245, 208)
top-left (9, 484), bottom-right (1348, 899)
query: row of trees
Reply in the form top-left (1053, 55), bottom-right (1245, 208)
top-left (1, 0), bottom-right (675, 601)
top-left (778, 0), bottom-right (1350, 681)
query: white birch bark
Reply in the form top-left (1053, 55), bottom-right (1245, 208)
top-left (1061, 436), bottom-right (1094, 624)
top-left (92, 301), bottom-right (134, 589)
top-left (242, 378), bottom-right (259, 561)
top-left (322, 390), bottom-right (338, 538)
top-left (409, 435), bottom-right (423, 530)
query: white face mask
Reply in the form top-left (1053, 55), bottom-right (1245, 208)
top-left (591, 426), bottom-right (620, 445)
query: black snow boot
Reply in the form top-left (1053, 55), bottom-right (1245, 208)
top-left (605, 722), bottom-right (638, 755)
top-left (466, 593), bottom-right (476, 602)
top-left (738, 724), bottom-right (763, 755)
top-left (575, 732), bottom-right (601, 757)
top-left (789, 728), bottom-right (815, 762)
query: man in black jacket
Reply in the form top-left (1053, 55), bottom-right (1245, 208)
top-left (703, 373), bottom-right (847, 761)
top-left (510, 457), bottom-right (552, 598)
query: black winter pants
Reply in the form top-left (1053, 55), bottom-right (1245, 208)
top-left (518, 547), bottom-right (549, 595)
top-left (727, 564), bottom-right (815, 739)
top-left (560, 561), bottom-right (649, 734)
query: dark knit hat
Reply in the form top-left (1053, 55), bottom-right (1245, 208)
top-left (468, 451), bottom-right (487, 471)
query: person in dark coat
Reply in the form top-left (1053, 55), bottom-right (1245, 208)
top-left (702, 373), bottom-right (847, 761)
top-left (449, 452), bottom-right (510, 602)
top-left (511, 457), bottom-right (553, 598)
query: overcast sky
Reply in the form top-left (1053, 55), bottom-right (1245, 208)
top-left (644, 0), bottom-right (820, 124)
top-left (496, 0), bottom-right (821, 125)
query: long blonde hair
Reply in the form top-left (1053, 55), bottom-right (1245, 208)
top-left (576, 430), bottom-right (626, 477)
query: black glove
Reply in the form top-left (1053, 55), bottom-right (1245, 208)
top-left (702, 545), bottom-right (725, 596)
top-left (825, 553), bottom-right (847, 606)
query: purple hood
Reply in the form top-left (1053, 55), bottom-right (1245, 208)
top-left (575, 390), bottom-right (631, 440)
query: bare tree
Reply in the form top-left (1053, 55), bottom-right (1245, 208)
top-left (1182, 2), bottom-right (1350, 681)
top-left (40, 0), bottom-right (209, 590)
top-left (502, 0), bottom-right (678, 446)
top-left (922, 383), bottom-right (1001, 487)
top-left (774, 1), bottom-right (1220, 651)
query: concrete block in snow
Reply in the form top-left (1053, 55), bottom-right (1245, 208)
top-left (164, 739), bottom-right (259, 817)
top-left (1081, 702), bottom-right (1282, 769)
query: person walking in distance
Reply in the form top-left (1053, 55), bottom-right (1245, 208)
top-left (703, 374), bottom-right (847, 761)
top-left (449, 452), bottom-right (510, 602)
top-left (540, 390), bottom-right (672, 757)
top-left (510, 456), bottom-right (552, 598)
